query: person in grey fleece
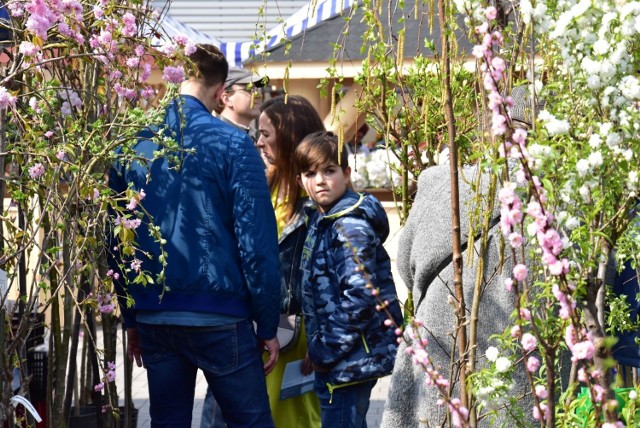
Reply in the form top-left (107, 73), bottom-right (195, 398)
top-left (381, 162), bottom-right (534, 427)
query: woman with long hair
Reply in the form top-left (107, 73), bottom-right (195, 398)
top-left (257, 95), bottom-right (325, 427)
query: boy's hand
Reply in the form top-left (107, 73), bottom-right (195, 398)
top-left (301, 353), bottom-right (314, 376)
top-left (262, 337), bottom-right (280, 375)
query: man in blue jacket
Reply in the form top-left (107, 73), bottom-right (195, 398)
top-left (108, 44), bottom-right (281, 427)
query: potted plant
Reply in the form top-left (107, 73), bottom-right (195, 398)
top-left (0, 0), bottom-right (190, 426)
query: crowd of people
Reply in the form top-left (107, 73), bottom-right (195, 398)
top-left (107, 43), bottom-right (639, 428)
top-left (108, 44), bottom-right (402, 428)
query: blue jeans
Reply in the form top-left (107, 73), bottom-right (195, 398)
top-left (201, 387), bottom-right (226, 428)
top-left (313, 372), bottom-right (376, 428)
top-left (137, 321), bottom-right (273, 428)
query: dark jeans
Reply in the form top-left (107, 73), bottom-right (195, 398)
top-left (201, 388), bottom-right (226, 428)
top-left (313, 372), bottom-right (376, 428)
top-left (137, 320), bottom-right (273, 428)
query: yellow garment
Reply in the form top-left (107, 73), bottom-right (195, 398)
top-left (272, 190), bottom-right (288, 236)
top-left (266, 188), bottom-right (320, 428)
top-left (265, 322), bottom-right (321, 427)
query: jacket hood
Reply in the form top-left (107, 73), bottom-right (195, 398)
top-left (321, 190), bottom-right (390, 242)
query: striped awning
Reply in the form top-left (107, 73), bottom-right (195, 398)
top-left (158, 0), bottom-right (356, 67)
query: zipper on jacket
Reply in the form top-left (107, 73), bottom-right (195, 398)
top-left (361, 333), bottom-right (370, 354)
top-left (326, 377), bottom-right (382, 404)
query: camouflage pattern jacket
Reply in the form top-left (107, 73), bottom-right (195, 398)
top-left (300, 190), bottom-right (402, 387)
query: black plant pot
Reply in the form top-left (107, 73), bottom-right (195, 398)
top-left (68, 406), bottom-right (138, 428)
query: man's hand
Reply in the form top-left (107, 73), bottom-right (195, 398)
top-left (126, 328), bottom-right (143, 368)
top-left (262, 337), bottom-right (280, 375)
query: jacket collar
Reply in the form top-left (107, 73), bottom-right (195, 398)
top-left (322, 190), bottom-right (364, 221)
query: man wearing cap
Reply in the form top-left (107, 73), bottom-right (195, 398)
top-left (214, 66), bottom-right (269, 143)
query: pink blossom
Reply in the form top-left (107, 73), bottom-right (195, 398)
top-left (498, 182), bottom-right (517, 204)
top-left (19, 41), bottom-right (39, 56)
top-left (565, 324), bottom-right (578, 349)
top-left (61, 101), bottom-right (72, 116)
top-left (521, 333), bottom-right (537, 352)
top-left (602, 422), bottom-right (625, 428)
top-left (98, 303), bottom-right (114, 314)
top-left (535, 384), bottom-right (548, 399)
top-left (513, 264), bottom-right (528, 281)
top-left (510, 325), bottom-right (521, 338)
top-left (592, 384), bottom-right (605, 403)
top-left (162, 66), bottom-right (185, 84)
top-left (126, 57), bottom-right (140, 68)
top-left (475, 22), bottom-right (489, 34)
top-left (520, 308), bottom-right (532, 321)
top-left (126, 197), bottom-right (138, 211)
top-left (140, 87), bottom-right (156, 99)
top-left (504, 278), bottom-right (513, 292)
top-left (135, 44), bottom-right (146, 57)
top-left (121, 12), bottom-right (137, 37)
top-left (548, 259), bottom-right (566, 275)
top-left (140, 63), bottom-right (152, 82)
top-left (45, 130), bottom-right (54, 138)
top-left (184, 43), bottom-right (197, 55)
top-left (533, 402), bottom-right (548, 421)
top-left (94, 382), bottom-right (104, 392)
top-left (55, 150), bottom-right (65, 160)
top-left (492, 113), bottom-right (507, 135)
top-left (578, 368), bottom-right (588, 382)
top-left (29, 163), bottom-right (45, 179)
top-left (472, 45), bottom-right (485, 59)
top-left (7, 2), bottom-right (24, 16)
top-left (508, 232), bottom-right (523, 248)
top-left (0, 87), bottom-right (17, 110)
top-left (571, 340), bottom-right (595, 361)
top-left (527, 356), bottom-right (540, 372)
top-left (485, 6), bottom-right (497, 20)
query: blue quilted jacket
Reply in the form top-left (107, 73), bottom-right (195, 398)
top-left (300, 190), bottom-right (402, 386)
top-left (108, 95), bottom-right (281, 340)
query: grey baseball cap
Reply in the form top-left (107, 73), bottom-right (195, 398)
top-left (224, 67), bottom-right (269, 90)
top-left (510, 85), bottom-right (546, 127)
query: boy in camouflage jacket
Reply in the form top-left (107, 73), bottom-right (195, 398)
top-left (294, 131), bottom-right (402, 428)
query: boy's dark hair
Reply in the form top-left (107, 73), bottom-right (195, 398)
top-left (188, 44), bottom-right (228, 88)
top-left (294, 131), bottom-right (349, 173)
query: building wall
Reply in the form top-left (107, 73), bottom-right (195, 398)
top-left (153, 0), bottom-right (308, 42)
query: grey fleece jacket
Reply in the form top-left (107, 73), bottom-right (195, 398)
top-left (381, 164), bottom-right (534, 427)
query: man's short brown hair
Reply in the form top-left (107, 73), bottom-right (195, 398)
top-left (188, 44), bottom-right (228, 88)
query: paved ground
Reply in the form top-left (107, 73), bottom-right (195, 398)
top-left (117, 368), bottom-right (391, 427)
top-left (112, 202), bottom-right (405, 427)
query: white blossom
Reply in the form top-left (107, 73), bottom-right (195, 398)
top-left (486, 346), bottom-right (500, 362)
top-left (495, 357), bottom-right (512, 373)
top-left (588, 151), bottom-right (603, 167)
top-left (588, 133), bottom-right (602, 148)
top-left (619, 75), bottom-right (640, 99)
top-left (579, 184), bottom-right (591, 202)
top-left (566, 216), bottom-right (581, 230)
top-left (592, 38), bottom-right (609, 55)
top-left (629, 171), bottom-right (638, 191)
top-left (606, 132), bottom-right (622, 147)
top-left (576, 159), bottom-right (590, 177)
